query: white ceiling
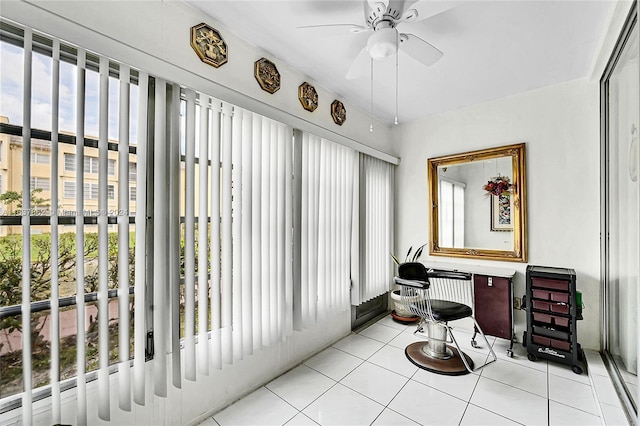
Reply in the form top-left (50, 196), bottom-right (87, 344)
top-left (186, 0), bottom-right (614, 125)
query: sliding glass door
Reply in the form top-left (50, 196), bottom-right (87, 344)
top-left (602, 2), bottom-right (639, 418)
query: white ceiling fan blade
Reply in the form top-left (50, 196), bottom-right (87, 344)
top-left (297, 24), bottom-right (370, 35)
top-left (402, 0), bottom-right (456, 22)
top-left (400, 33), bottom-right (443, 66)
top-left (345, 47), bottom-right (371, 80)
top-left (365, 0), bottom-right (389, 23)
top-left (388, 0), bottom-right (410, 17)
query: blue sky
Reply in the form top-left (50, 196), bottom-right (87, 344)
top-left (0, 40), bottom-right (139, 144)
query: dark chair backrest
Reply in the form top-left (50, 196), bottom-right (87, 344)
top-left (398, 262), bottom-right (428, 281)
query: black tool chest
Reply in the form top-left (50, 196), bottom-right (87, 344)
top-left (524, 265), bottom-right (585, 374)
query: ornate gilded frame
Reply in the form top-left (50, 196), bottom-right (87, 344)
top-left (427, 143), bottom-right (527, 262)
top-left (190, 23), bottom-right (228, 68)
top-left (331, 100), bottom-right (346, 125)
top-left (254, 58), bottom-right (281, 94)
top-left (298, 82), bottom-right (318, 112)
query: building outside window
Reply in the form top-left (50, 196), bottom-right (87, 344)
top-left (30, 152), bottom-right (50, 164)
top-left (29, 176), bottom-right (51, 191)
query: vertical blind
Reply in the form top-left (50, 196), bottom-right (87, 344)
top-left (354, 154), bottom-right (395, 305)
top-left (299, 133), bottom-right (355, 327)
top-left (177, 92), bottom-right (295, 372)
top-left (3, 20), bottom-right (395, 425)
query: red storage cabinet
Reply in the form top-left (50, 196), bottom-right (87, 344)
top-left (473, 274), bottom-right (515, 357)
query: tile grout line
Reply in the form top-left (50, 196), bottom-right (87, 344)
top-left (585, 356), bottom-right (609, 425)
top-left (457, 371), bottom-right (483, 426)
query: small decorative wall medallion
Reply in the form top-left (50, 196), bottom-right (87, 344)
top-left (331, 100), bottom-right (347, 126)
top-left (298, 82), bottom-right (318, 112)
top-left (254, 58), bottom-right (281, 94)
top-left (191, 23), bottom-right (228, 68)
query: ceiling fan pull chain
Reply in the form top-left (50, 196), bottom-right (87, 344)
top-left (370, 56), bottom-right (374, 132)
top-left (395, 29), bottom-right (399, 125)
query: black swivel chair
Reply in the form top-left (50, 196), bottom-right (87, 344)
top-left (394, 262), bottom-right (497, 375)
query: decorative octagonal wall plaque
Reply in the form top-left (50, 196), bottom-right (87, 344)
top-left (298, 82), bottom-right (318, 112)
top-left (254, 58), bottom-right (281, 94)
top-left (331, 100), bottom-right (347, 126)
top-left (191, 23), bottom-right (228, 68)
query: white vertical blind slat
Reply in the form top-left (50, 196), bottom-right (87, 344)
top-left (117, 64), bottom-right (132, 412)
top-left (241, 110), bottom-right (254, 355)
top-left (349, 155), bottom-right (360, 305)
top-left (330, 144), bottom-right (337, 311)
top-left (169, 83), bottom-right (182, 388)
top-left (97, 56), bottom-right (111, 421)
top-left (276, 124), bottom-right (285, 338)
top-left (310, 136), bottom-right (320, 323)
top-left (184, 89), bottom-right (197, 380)
top-left (269, 123), bottom-right (278, 342)
top-left (133, 72), bottom-right (149, 405)
top-left (251, 116), bottom-right (263, 350)
top-left (292, 129), bottom-right (303, 331)
top-left (221, 103), bottom-right (233, 363)
top-left (75, 47), bottom-right (88, 426)
top-left (319, 140), bottom-right (328, 319)
top-left (284, 125), bottom-right (293, 336)
top-left (299, 133), bottom-right (309, 328)
top-left (260, 120), bottom-right (271, 347)
top-left (209, 101), bottom-right (222, 369)
top-left (49, 37), bottom-right (62, 425)
top-left (340, 149), bottom-right (346, 308)
top-left (231, 107), bottom-right (243, 360)
top-left (152, 78), bottom-right (168, 397)
top-left (198, 96), bottom-right (210, 374)
top-left (21, 28), bottom-right (33, 426)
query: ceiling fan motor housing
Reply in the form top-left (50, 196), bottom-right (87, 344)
top-left (366, 2), bottom-right (403, 60)
top-left (367, 3), bottom-right (402, 28)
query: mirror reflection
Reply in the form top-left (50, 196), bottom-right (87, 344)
top-left (428, 143), bottom-right (527, 262)
top-left (437, 156), bottom-right (513, 250)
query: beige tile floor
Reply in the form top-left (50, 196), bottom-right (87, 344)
top-left (203, 314), bottom-right (631, 426)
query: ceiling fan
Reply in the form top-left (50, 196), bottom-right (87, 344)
top-left (299, 0), bottom-right (452, 79)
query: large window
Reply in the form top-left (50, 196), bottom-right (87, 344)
top-left (0, 19), bottom-right (397, 425)
top-left (0, 22), bottom-right (143, 424)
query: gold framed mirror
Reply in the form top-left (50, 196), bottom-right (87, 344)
top-left (428, 143), bottom-right (527, 262)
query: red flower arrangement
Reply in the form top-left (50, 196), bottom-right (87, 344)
top-left (483, 176), bottom-right (512, 196)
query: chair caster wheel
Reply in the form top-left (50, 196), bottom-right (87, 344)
top-left (471, 340), bottom-right (478, 348)
top-left (527, 353), bottom-right (537, 362)
top-left (507, 349), bottom-right (514, 358)
top-left (572, 365), bottom-right (583, 375)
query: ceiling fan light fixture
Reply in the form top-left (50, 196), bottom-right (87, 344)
top-left (367, 27), bottom-right (397, 60)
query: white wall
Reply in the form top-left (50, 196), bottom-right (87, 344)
top-left (393, 78), bottom-right (601, 350)
top-left (0, 1), bottom-right (390, 424)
